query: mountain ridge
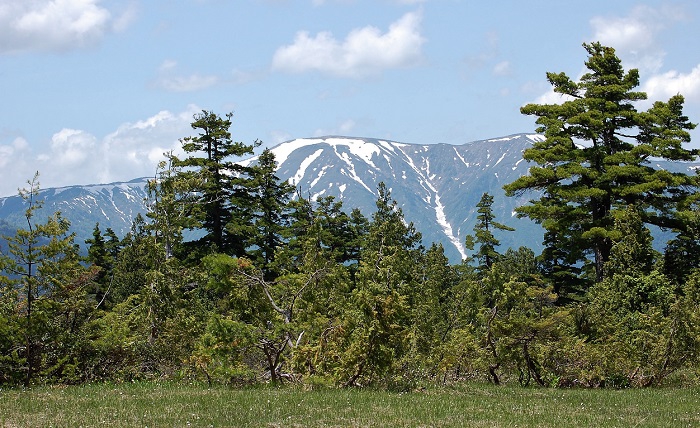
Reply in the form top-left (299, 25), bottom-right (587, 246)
top-left (1, 133), bottom-right (698, 263)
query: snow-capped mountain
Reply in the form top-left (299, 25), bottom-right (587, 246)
top-left (245, 134), bottom-right (546, 261)
top-left (1, 134), bottom-right (698, 262)
top-left (0, 178), bottom-right (150, 247)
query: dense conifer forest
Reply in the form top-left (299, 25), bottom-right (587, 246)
top-left (2, 44), bottom-right (699, 389)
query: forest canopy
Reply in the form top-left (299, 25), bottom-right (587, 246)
top-left (1, 44), bottom-right (699, 389)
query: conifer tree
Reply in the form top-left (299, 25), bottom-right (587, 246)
top-left (248, 148), bottom-right (295, 273)
top-left (505, 43), bottom-right (698, 285)
top-left (663, 200), bottom-right (700, 286)
top-left (175, 111), bottom-right (259, 255)
top-left (465, 193), bottom-right (514, 272)
top-left (337, 183), bottom-right (423, 387)
top-left (0, 173), bottom-right (95, 385)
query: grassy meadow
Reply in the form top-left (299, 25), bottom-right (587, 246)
top-left (1, 381), bottom-right (699, 427)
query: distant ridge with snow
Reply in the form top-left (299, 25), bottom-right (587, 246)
top-left (2, 133), bottom-right (698, 262)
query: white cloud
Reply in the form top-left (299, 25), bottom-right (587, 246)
top-left (492, 61), bottom-right (512, 77)
top-left (533, 89), bottom-right (575, 106)
top-left (0, 0), bottom-right (120, 54)
top-left (272, 11), bottom-right (425, 78)
top-left (589, 5), bottom-right (684, 73)
top-left (0, 137), bottom-right (30, 171)
top-left (313, 118), bottom-right (357, 137)
top-left (156, 74), bottom-right (220, 92)
top-left (642, 65), bottom-right (700, 103)
top-left (0, 107), bottom-right (200, 197)
top-left (42, 128), bottom-right (97, 167)
top-left (528, 5), bottom-right (692, 110)
top-left (153, 60), bottom-right (221, 92)
top-left (99, 107), bottom-right (197, 183)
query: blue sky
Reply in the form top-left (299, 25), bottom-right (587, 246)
top-left (1, 0), bottom-right (700, 197)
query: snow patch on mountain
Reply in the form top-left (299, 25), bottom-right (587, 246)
top-left (378, 140), bottom-right (398, 154)
top-left (310, 165), bottom-right (330, 188)
top-left (291, 148), bottom-right (323, 185)
top-left (326, 137), bottom-right (380, 168)
top-left (434, 193), bottom-right (467, 259)
top-left (488, 135), bottom-right (521, 142)
top-left (271, 138), bottom-right (324, 166)
top-left (494, 152), bottom-right (507, 166)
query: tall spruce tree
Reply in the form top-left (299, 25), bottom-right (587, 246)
top-left (465, 193), bottom-right (514, 272)
top-left (175, 111), bottom-right (258, 255)
top-left (248, 148), bottom-right (295, 273)
top-left (504, 43), bottom-right (699, 286)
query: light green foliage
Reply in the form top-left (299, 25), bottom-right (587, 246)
top-left (323, 183), bottom-right (423, 388)
top-left (583, 209), bottom-right (695, 386)
top-left (471, 259), bottom-right (561, 386)
top-left (406, 244), bottom-right (463, 381)
top-left (187, 314), bottom-right (257, 385)
top-left (146, 152), bottom-right (198, 261)
top-left (0, 173), bottom-right (99, 385)
top-left (3, 84), bottom-right (700, 389)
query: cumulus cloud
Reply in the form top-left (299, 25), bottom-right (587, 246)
top-left (0, 137), bottom-right (30, 171)
top-left (40, 128), bottom-right (97, 167)
top-left (99, 107), bottom-right (197, 183)
top-left (589, 5), bottom-right (684, 73)
top-left (0, 107), bottom-right (200, 197)
top-left (642, 65), bottom-right (700, 103)
top-left (0, 0), bottom-right (127, 54)
top-left (531, 89), bottom-right (575, 106)
top-left (528, 5), bottom-right (692, 108)
top-left (272, 11), bottom-right (425, 78)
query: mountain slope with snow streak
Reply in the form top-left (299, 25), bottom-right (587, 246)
top-left (264, 134), bottom-right (543, 261)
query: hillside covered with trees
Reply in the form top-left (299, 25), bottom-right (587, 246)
top-left (1, 44), bottom-right (699, 389)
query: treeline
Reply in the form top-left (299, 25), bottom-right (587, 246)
top-left (2, 43), bottom-right (700, 389)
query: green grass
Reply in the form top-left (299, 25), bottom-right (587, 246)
top-left (1, 381), bottom-right (699, 427)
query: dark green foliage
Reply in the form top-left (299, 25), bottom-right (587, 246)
top-left (248, 148), bottom-right (295, 274)
top-left (505, 42), bottom-right (699, 287)
top-left (174, 111), bottom-right (259, 256)
top-left (85, 223), bottom-right (121, 308)
top-left (465, 192), bottom-right (514, 272)
top-left (663, 200), bottom-right (700, 286)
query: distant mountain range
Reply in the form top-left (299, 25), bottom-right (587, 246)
top-left (0, 177), bottom-right (151, 249)
top-left (2, 134), bottom-right (699, 263)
